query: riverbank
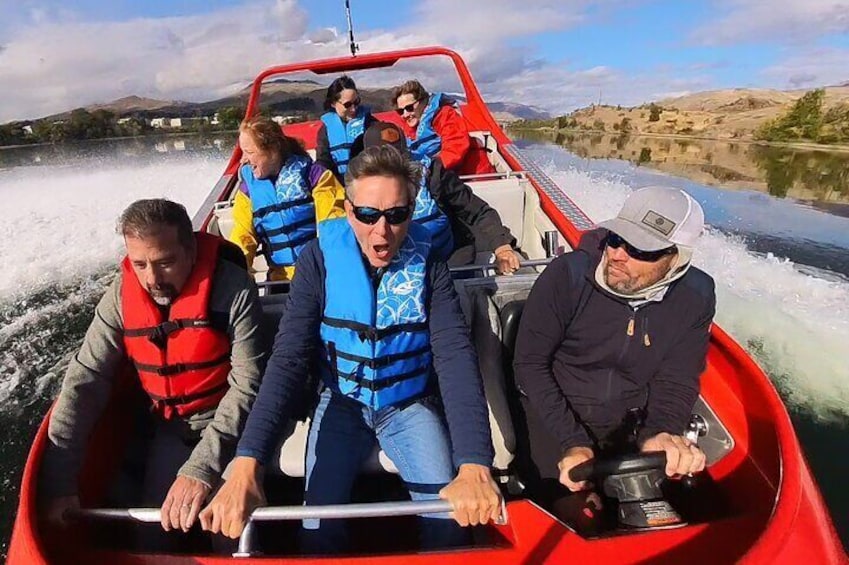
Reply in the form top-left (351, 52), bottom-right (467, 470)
top-left (509, 126), bottom-right (849, 154)
top-left (0, 129), bottom-right (239, 151)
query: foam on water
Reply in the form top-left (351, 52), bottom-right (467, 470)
top-left (0, 156), bottom-right (224, 411)
top-left (526, 149), bottom-right (849, 421)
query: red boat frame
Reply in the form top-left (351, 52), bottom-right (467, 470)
top-left (8, 46), bottom-right (846, 565)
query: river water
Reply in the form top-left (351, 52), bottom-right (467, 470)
top-left (0, 133), bottom-right (846, 554)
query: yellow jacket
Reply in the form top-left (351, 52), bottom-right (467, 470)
top-left (229, 162), bottom-right (346, 281)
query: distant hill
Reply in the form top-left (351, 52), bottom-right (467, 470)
top-left (554, 86), bottom-right (849, 142)
top-left (38, 84), bottom-right (550, 125)
top-left (488, 102), bottom-right (551, 122)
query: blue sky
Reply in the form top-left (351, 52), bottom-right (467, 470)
top-left (1, 0), bottom-right (847, 122)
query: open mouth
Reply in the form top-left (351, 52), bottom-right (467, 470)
top-left (373, 243), bottom-right (390, 259)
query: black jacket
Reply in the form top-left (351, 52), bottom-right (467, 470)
top-left (514, 229), bottom-right (715, 462)
top-left (426, 158), bottom-right (515, 266)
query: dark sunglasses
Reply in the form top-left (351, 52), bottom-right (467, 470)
top-left (606, 232), bottom-right (676, 262)
top-left (351, 204), bottom-right (412, 225)
top-left (339, 97), bottom-right (361, 109)
top-left (395, 100), bottom-right (420, 115)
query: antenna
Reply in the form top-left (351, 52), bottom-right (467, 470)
top-left (345, 0), bottom-right (359, 57)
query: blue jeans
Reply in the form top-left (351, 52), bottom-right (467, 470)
top-left (301, 388), bottom-right (467, 552)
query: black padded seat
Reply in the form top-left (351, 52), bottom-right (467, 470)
top-left (500, 300), bottom-right (526, 355)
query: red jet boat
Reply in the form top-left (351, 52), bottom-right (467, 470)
top-left (8, 46), bottom-right (847, 565)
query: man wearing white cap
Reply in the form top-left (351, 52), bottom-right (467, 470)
top-left (513, 186), bottom-right (716, 512)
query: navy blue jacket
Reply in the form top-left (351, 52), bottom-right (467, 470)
top-left (236, 238), bottom-right (494, 469)
top-left (514, 229), bottom-right (715, 457)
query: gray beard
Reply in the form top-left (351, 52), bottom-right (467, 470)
top-left (151, 295), bottom-right (172, 307)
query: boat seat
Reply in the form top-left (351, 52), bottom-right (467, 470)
top-left (467, 177), bottom-right (525, 249)
top-left (500, 300), bottom-right (525, 354)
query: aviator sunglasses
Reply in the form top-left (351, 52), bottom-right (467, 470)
top-left (350, 203), bottom-right (412, 225)
top-left (395, 100), bottom-right (420, 115)
top-left (606, 232), bottom-right (676, 262)
top-left (338, 97), bottom-right (361, 109)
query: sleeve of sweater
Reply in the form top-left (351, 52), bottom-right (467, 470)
top-left (513, 255), bottom-right (593, 453)
top-left (308, 162), bottom-right (346, 225)
top-left (432, 106), bottom-right (471, 172)
top-left (430, 161), bottom-right (515, 252)
top-left (639, 278), bottom-right (716, 444)
top-left (41, 275), bottom-right (127, 499)
top-left (427, 259), bottom-right (494, 468)
top-left (234, 241), bottom-right (324, 464)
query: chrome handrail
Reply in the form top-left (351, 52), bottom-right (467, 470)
top-left (73, 499), bottom-right (508, 558)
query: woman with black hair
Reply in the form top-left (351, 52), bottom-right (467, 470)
top-left (315, 75), bottom-right (374, 182)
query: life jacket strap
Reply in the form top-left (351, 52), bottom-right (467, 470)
top-left (132, 352), bottom-right (230, 377)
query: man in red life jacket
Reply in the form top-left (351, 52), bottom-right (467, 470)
top-left (40, 199), bottom-right (264, 547)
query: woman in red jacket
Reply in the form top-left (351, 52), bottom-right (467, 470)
top-left (391, 79), bottom-right (495, 176)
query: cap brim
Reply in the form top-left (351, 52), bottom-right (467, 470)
top-left (597, 218), bottom-right (672, 251)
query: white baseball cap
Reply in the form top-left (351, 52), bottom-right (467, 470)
top-left (598, 186), bottom-right (705, 251)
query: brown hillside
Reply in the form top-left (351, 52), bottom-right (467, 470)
top-left (564, 86), bottom-right (849, 141)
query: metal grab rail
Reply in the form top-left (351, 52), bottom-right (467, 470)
top-left (448, 258), bottom-right (552, 273)
top-left (255, 258), bottom-right (552, 290)
top-left (73, 499), bottom-right (508, 558)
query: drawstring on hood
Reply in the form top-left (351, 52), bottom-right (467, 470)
top-left (595, 246), bottom-right (694, 303)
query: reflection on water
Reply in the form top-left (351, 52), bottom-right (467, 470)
top-left (517, 131), bottom-right (849, 205)
top-left (0, 133), bottom-right (239, 170)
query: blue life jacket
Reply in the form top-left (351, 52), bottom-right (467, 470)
top-left (241, 154), bottom-right (315, 268)
top-left (413, 156), bottom-right (453, 261)
top-left (408, 93), bottom-right (447, 162)
top-left (321, 107), bottom-right (369, 176)
top-left (318, 218), bottom-right (433, 409)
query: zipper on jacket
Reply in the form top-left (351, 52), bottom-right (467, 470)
top-left (607, 309), bottom-right (637, 403)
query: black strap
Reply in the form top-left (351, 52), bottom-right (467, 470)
top-left (322, 317), bottom-right (428, 342)
top-left (329, 142), bottom-right (353, 152)
top-left (414, 211), bottom-right (441, 224)
top-left (336, 345), bottom-right (430, 370)
top-left (262, 216), bottom-right (315, 238)
top-left (410, 133), bottom-right (438, 152)
top-left (148, 380), bottom-right (230, 406)
top-left (125, 319), bottom-right (212, 350)
top-left (265, 231), bottom-right (317, 253)
top-left (132, 352), bottom-right (230, 377)
top-left (337, 365), bottom-right (430, 392)
top-left (254, 196), bottom-right (312, 218)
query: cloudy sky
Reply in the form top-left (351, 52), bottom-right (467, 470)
top-left (1, 0), bottom-right (847, 122)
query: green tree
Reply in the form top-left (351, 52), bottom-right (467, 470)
top-left (217, 106), bottom-right (244, 130)
top-left (755, 89), bottom-right (825, 142)
top-left (648, 103), bottom-right (662, 122)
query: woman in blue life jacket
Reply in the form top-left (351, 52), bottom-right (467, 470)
top-left (229, 116), bottom-right (346, 282)
top-left (315, 75), bottom-right (375, 183)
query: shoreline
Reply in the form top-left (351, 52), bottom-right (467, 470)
top-left (0, 129), bottom-right (239, 151)
top-left (509, 126), bottom-right (849, 153)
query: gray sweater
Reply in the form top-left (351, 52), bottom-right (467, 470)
top-left (41, 258), bottom-right (265, 498)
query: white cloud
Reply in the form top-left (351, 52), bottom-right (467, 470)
top-left (0, 0), bottom-right (737, 122)
top-left (692, 0), bottom-right (849, 45)
top-left (760, 47), bottom-right (849, 89)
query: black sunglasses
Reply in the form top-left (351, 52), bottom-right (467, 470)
top-left (351, 204), bottom-right (412, 225)
top-left (395, 100), bottom-right (420, 115)
top-left (339, 97), bottom-right (361, 109)
top-left (606, 232), bottom-right (676, 262)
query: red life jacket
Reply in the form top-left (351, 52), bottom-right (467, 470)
top-left (121, 232), bottom-right (231, 420)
